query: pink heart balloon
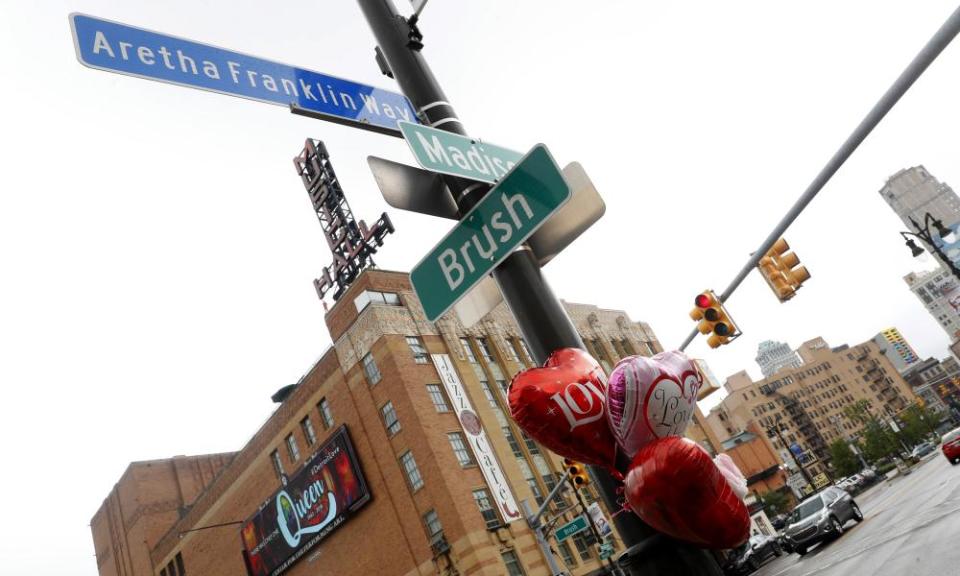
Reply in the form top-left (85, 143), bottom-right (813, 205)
top-left (605, 351), bottom-right (702, 458)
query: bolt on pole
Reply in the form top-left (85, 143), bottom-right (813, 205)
top-left (355, 1), bottom-right (721, 573)
top-left (680, 4), bottom-right (960, 352)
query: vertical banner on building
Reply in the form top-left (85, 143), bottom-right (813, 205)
top-left (432, 354), bottom-right (522, 523)
top-left (587, 502), bottom-right (613, 538)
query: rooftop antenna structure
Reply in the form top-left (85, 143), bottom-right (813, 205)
top-left (293, 139), bottom-right (394, 304)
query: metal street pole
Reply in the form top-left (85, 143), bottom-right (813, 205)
top-left (680, 5), bottom-right (960, 352)
top-left (768, 426), bottom-right (815, 492)
top-left (355, 2), bottom-right (720, 573)
top-left (522, 493), bottom-right (568, 576)
top-left (567, 477), bottom-right (618, 575)
top-left (904, 213), bottom-right (960, 281)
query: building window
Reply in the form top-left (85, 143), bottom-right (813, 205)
top-left (362, 353), bottom-right (382, 385)
top-left (423, 509), bottom-right (443, 542)
top-left (382, 401), bottom-right (401, 436)
top-left (571, 530), bottom-right (593, 561)
top-left (448, 432), bottom-right (475, 466)
top-left (461, 338), bottom-right (478, 363)
top-left (166, 560), bottom-right (177, 576)
top-left (175, 553), bottom-right (185, 576)
top-left (318, 398), bottom-right (334, 429)
top-left (270, 449), bottom-right (284, 479)
top-left (558, 540), bottom-right (576, 567)
top-left (300, 416), bottom-right (317, 446)
top-left (501, 550), bottom-right (527, 576)
top-left (406, 336), bottom-right (429, 364)
top-left (426, 384), bottom-right (451, 412)
top-left (473, 488), bottom-right (501, 529)
top-left (527, 478), bottom-right (544, 505)
top-left (521, 431), bottom-right (541, 455)
top-left (354, 290), bottom-right (401, 312)
top-left (477, 337), bottom-right (496, 363)
top-left (285, 433), bottom-right (300, 463)
top-left (401, 451), bottom-right (424, 491)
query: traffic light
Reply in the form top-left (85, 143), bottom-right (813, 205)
top-left (690, 290), bottom-right (740, 348)
top-left (757, 238), bottom-right (810, 302)
top-left (563, 458), bottom-right (590, 488)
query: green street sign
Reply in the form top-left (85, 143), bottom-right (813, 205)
top-left (410, 144), bottom-right (571, 322)
top-left (398, 121), bottom-right (523, 184)
top-left (554, 515), bottom-right (589, 542)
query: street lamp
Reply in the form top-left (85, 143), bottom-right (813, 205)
top-left (766, 416), bottom-right (816, 494)
top-left (900, 212), bottom-right (960, 280)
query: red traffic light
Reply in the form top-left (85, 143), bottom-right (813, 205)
top-left (695, 293), bottom-right (712, 308)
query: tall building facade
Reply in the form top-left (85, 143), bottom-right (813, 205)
top-left (707, 337), bottom-right (916, 479)
top-left (880, 166), bottom-right (960, 231)
top-left (91, 269), bottom-right (667, 576)
top-left (755, 340), bottom-right (803, 378)
top-left (872, 328), bottom-right (920, 373)
top-left (904, 268), bottom-right (960, 340)
top-left (91, 454), bottom-right (235, 576)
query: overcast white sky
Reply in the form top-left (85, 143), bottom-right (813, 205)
top-left (3, 1), bottom-right (960, 574)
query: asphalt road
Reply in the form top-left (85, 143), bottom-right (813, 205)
top-left (753, 452), bottom-right (960, 576)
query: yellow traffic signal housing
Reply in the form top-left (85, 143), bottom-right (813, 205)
top-left (757, 238), bottom-right (810, 302)
top-left (563, 458), bottom-right (590, 488)
top-left (690, 290), bottom-right (741, 349)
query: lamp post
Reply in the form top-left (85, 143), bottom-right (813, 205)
top-left (900, 212), bottom-right (960, 280)
top-left (766, 417), bottom-right (816, 494)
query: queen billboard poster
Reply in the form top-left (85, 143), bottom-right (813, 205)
top-left (241, 426), bottom-right (370, 576)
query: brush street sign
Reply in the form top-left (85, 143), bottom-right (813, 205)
top-left (410, 144), bottom-right (570, 322)
top-left (554, 515), bottom-right (589, 542)
top-left (70, 13), bottom-right (417, 134)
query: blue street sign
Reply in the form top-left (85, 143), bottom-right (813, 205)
top-left (69, 14), bottom-right (418, 133)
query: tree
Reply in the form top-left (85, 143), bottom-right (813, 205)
top-left (829, 439), bottom-right (860, 477)
top-left (844, 400), bottom-right (900, 463)
top-left (759, 489), bottom-right (790, 517)
top-left (860, 421), bottom-right (899, 463)
top-left (899, 404), bottom-right (938, 446)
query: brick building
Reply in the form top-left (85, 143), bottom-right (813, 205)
top-left (91, 269), bottom-right (668, 576)
top-left (706, 337), bottom-right (917, 479)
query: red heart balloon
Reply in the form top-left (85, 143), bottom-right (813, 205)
top-left (508, 348), bottom-right (616, 468)
top-left (624, 436), bottom-right (750, 549)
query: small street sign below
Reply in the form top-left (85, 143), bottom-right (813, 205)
top-left (813, 473), bottom-right (830, 489)
top-left (410, 144), bottom-right (570, 322)
top-left (70, 14), bottom-right (417, 134)
top-left (554, 515), bottom-right (589, 542)
top-left (398, 121), bottom-right (523, 184)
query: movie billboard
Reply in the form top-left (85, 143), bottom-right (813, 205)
top-left (241, 426), bottom-right (370, 576)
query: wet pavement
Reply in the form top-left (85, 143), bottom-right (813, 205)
top-left (752, 453), bottom-right (960, 576)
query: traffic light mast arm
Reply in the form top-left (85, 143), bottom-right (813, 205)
top-left (679, 5), bottom-right (960, 351)
top-left (527, 475), bottom-right (571, 527)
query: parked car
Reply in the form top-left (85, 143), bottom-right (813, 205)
top-left (723, 533), bottom-right (783, 574)
top-left (942, 426), bottom-right (960, 464)
top-left (858, 467), bottom-right (878, 483)
top-left (776, 531), bottom-right (794, 554)
top-left (770, 514), bottom-right (788, 531)
top-left (835, 475), bottom-right (860, 493)
top-left (781, 487), bottom-right (862, 556)
top-left (910, 441), bottom-right (937, 459)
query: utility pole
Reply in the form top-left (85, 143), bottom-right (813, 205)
top-left (355, 1), bottom-right (722, 573)
top-left (766, 424), bottom-right (815, 492)
top-left (567, 478), bottom-right (618, 575)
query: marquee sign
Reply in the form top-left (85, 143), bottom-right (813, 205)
top-left (432, 354), bottom-right (521, 524)
top-left (241, 426), bottom-right (370, 576)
